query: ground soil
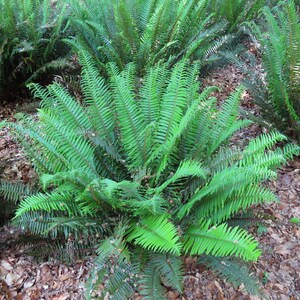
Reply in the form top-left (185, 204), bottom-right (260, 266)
top-left (0, 63), bottom-right (299, 300)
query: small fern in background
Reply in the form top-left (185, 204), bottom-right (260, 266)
top-left (67, 0), bottom-right (230, 75)
top-left (0, 0), bottom-right (72, 102)
top-left (7, 55), bottom-right (299, 298)
top-left (247, 0), bottom-right (300, 141)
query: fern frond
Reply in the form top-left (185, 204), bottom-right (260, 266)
top-left (15, 191), bottom-right (80, 217)
top-left (183, 220), bottom-right (261, 261)
top-left (0, 181), bottom-right (35, 203)
top-left (127, 215), bottom-right (182, 255)
top-left (200, 256), bottom-right (264, 296)
top-left (139, 259), bottom-right (167, 300)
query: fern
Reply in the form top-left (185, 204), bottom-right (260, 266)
top-left (201, 0), bottom-right (266, 32)
top-left (247, 0), bottom-right (300, 141)
top-left (67, 0), bottom-right (230, 75)
top-left (0, 0), bottom-right (71, 101)
top-left (7, 57), bottom-right (299, 298)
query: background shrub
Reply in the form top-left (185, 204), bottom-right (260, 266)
top-left (204, 0), bottom-right (266, 32)
top-left (0, 0), bottom-right (72, 102)
top-left (67, 0), bottom-right (231, 75)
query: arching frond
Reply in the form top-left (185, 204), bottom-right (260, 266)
top-left (183, 220), bottom-right (261, 261)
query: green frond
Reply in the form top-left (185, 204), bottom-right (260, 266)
top-left (79, 51), bottom-right (116, 143)
top-left (200, 256), bottom-right (264, 296)
top-left (152, 253), bottom-right (184, 294)
top-left (183, 220), bottom-right (261, 261)
top-left (15, 191), bottom-right (80, 217)
top-left (139, 259), bottom-right (167, 300)
top-left (207, 87), bottom-right (252, 154)
top-left (155, 160), bottom-right (207, 194)
top-left (0, 181), bottom-right (35, 203)
top-left (127, 215), bottom-right (182, 255)
top-left (240, 131), bottom-right (287, 165)
top-left (13, 211), bottom-right (58, 237)
top-left (196, 185), bottom-right (277, 224)
top-left (109, 63), bottom-right (147, 168)
top-left (86, 224), bottom-right (133, 300)
top-left (139, 64), bottom-right (170, 124)
top-left (126, 195), bottom-right (169, 216)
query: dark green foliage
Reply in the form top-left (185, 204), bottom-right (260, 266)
top-left (200, 256), bottom-right (264, 296)
top-left (67, 0), bottom-right (230, 75)
top-left (204, 0), bottom-right (266, 32)
top-left (7, 55), bottom-right (299, 298)
top-left (0, 181), bottom-right (36, 226)
top-left (247, 0), bottom-right (300, 141)
top-left (0, 0), bottom-right (72, 101)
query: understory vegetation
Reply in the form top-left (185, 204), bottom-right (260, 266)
top-left (1, 0), bottom-right (300, 299)
top-left (0, 0), bottom-right (71, 101)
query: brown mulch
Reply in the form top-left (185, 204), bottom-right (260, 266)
top-left (1, 62), bottom-right (300, 300)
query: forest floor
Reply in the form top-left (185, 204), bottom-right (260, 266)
top-left (0, 63), bottom-right (300, 300)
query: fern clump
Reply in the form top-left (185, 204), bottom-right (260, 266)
top-left (67, 0), bottom-right (230, 75)
top-left (204, 0), bottom-right (266, 32)
top-left (9, 55), bottom-right (299, 298)
top-left (247, 0), bottom-right (300, 141)
top-left (0, 0), bottom-right (71, 101)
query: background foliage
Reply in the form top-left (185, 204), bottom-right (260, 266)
top-left (245, 0), bottom-right (300, 141)
top-left (67, 0), bottom-right (231, 75)
top-left (0, 0), bottom-right (72, 101)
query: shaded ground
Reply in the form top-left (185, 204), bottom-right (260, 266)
top-left (1, 63), bottom-right (300, 300)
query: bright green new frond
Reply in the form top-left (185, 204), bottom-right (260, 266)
top-left (183, 220), bottom-right (261, 261)
top-left (127, 215), bottom-right (182, 255)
